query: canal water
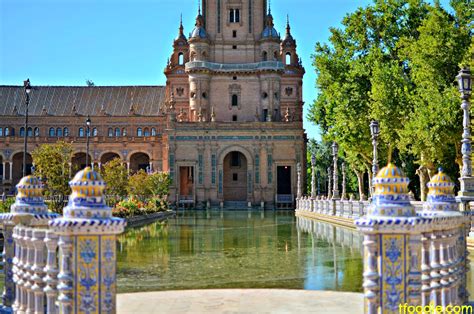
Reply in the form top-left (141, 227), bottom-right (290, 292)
top-left (116, 210), bottom-right (364, 293)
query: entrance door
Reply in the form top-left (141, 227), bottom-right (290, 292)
top-left (223, 152), bottom-right (247, 201)
top-left (277, 166), bottom-right (292, 194)
top-left (179, 166), bottom-right (194, 197)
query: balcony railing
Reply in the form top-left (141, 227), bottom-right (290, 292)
top-left (186, 61), bottom-right (285, 73)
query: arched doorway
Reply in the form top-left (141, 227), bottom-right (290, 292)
top-left (100, 152), bottom-right (121, 166)
top-left (72, 152), bottom-right (92, 171)
top-left (12, 152), bottom-right (33, 182)
top-left (129, 152), bottom-right (150, 173)
top-left (223, 151), bottom-right (247, 201)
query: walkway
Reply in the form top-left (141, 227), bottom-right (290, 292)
top-left (117, 289), bottom-right (364, 314)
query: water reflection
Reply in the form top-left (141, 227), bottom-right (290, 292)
top-left (116, 210), bottom-right (364, 293)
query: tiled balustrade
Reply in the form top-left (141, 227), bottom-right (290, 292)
top-left (0, 167), bottom-right (126, 314)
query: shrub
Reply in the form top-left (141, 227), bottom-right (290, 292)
top-left (0, 197), bottom-right (15, 213)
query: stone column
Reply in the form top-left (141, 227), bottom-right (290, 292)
top-left (2, 162), bottom-right (5, 182)
top-left (50, 167), bottom-right (127, 314)
top-left (356, 163), bottom-right (423, 313)
top-left (9, 162), bottom-right (13, 181)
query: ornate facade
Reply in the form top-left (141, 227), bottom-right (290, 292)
top-left (0, 0), bottom-right (306, 208)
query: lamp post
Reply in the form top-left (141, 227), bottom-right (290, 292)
top-left (332, 142), bottom-right (340, 199)
top-left (22, 79), bottom-right (31, 177)
top-left (85, 116), bottom-right (91, 168)
top-left (341, 161), bottom-right (346, 200)
top-left (327, 166), bottom-right (332, 199)
top-left (456, 68), bottom-right (474, 204)
top-left (369, 120), bottom-right (380, 196)
top-left (296, 162), bottom-right (302, 199)
top-left (317, 170), bottom-right (320, 196)
top-left (311, 154), bottom-right (316, 199)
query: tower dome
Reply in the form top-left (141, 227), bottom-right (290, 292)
top-left (261, 9), bottom-right (279, 39)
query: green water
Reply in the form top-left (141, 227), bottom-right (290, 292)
top-left (116, 210), bottom-right (364, 293)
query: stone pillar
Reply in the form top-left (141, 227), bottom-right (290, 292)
top-left (9, 162), bottom-right (13, 181)
top-left (50, 167), bottom-right (126, 314)
top-left (2, 162), bottom-right (5, 182)
top-left (356, 163), bottom-right (423, 313)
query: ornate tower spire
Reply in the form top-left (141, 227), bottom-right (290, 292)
top-left (286, 15), bottom-right (291, 35)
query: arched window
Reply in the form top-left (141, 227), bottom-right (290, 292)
top-left (27, 127), bottom-right (33, 137)
top-left (0, 128), bottom-right (3, 137)
top-left (115, 128), bottom-right (120, 137)
top-left (232, 94), bottom-right (238, 107)
top-left (92, 128), bottom-right (98, 137)
top-left (78, 128), bottom-right (84, 137)
top-left (273, 51), bottom-right (278, 61)
top-left (137, 128), bottom-right (143, 137)
top-left (262, 51), bottom-right (268, 61)
top-left (49, 128), bottom-right (55, 137)
top-left (34, 127), bottom-right (39, 137)
top-left (4, 127), bottom-right (9, 136)
top-left (151, 128), bottom-right (157, 136)
top-left (122, 128), bottom-right (127, 137)
top-left (144, 128), bottom-right (150, 137)
top-left (19, 127), bottom-right (25, 137)
top-left (286, 52), bottom-right (291, 65)
top-left (178, 53), bottom-right (184, 65)
top-left (9, 128), bottom-right (14, 136)
top-left (108, 128), bottom-right (113, 137)
top-left (56, 127), bottom-right (62, 137)
top-left (63, 127), bottom-right (69, 137)
top-left (229, 9), bottom-right (240, 23)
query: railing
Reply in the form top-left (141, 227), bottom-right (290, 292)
top-left (0, 169), bottom-right (126, 313)
top-left (185, 60), bottom-right (285, 73)
top-left (296, 197), bottom-right (425, 218)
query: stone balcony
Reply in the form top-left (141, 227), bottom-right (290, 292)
top-left (185, 60), bottom-right (285, 74)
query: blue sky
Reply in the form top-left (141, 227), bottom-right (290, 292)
top-left (0, 0), bottom-right (451, 140)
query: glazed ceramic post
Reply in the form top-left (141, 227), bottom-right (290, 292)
top-left (356, 163), bottom-right (423, 313)
top-left (50, 167), bottom-right (126, 314)
top-left (420, 168), bottom-right (468, 306)
top-left (0, 175), bottom-right (51, 312)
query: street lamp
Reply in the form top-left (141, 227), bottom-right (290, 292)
top-left (296, 162), bottom-right (302, 199)
top-left (332, 142), bottom-right (339, 199)
top-left (311, 154), bottom-right (316, 199)
top-left (369, 120), bottom-right (380, 196)
top-left (22, 79), bottom-right (32, 177)
top-left (85, 116), bottom-right (91, 168)
top-left (456, 67), bottom-right (474, 201)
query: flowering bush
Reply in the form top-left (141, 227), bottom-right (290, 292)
top-left (112, 196), bottom-right (168, 218)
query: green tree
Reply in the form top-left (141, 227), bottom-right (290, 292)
top-left (101, 158), bottom-right (128, 197)
top-left (127, 170), bottom-right (150, 199)
top-left (31, 141), bottom-right (73, 212)
top-left (147, 172), bottom-right (171, 198)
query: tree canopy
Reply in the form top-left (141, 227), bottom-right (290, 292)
top-left (309, 0), bottom-right (472, 200)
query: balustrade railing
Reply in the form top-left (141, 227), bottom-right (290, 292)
top-left (0, 168), bottom-right (126, 314)
top-left (297, 165), bottom-right (472, 311)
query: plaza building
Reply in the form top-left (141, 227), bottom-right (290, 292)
top-left (0, 0), bottom-right (306, 208)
